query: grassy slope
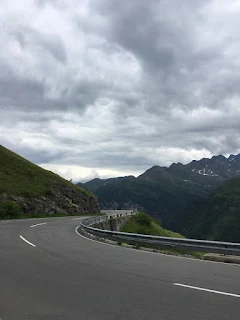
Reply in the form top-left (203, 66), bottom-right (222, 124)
top-left (0, 145), bottom-right (91, 198)
top-left (181, 177), bottom-right (240, 242)
top-left (121, 212), bottom-right (205, 259)
top-left (121, 212), bottom-right (183, 238)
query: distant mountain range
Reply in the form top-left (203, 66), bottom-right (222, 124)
top-left (170, 153), bottom-right (240, 180)
top-left (77, 154), bottom-right (240, 233)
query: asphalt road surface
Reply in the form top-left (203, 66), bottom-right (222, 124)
top-left (0, 216), bottom-right (239, 320)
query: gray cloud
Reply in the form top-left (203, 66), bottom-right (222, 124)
top-left (0, 0), bottom-right (240, 181)
top-left (14, 26), bottom-right (68, 63)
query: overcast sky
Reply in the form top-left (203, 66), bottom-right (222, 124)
top-left (1, 0), bottom-right (240, 182)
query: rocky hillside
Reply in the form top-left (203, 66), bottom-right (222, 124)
top-left (0, 145), bottom-right (99, 216)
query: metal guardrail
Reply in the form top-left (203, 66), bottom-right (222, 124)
top-left (80, 214), bottom-right (240, 255)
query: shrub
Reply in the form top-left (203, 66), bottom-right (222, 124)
top-left (135, 211), bottom-right (151, 227)
top-left (0, 200), bottom-right (22, 219)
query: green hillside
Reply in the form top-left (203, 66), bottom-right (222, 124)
top-left (82, 168), bottom-right (218, 228)
top-left (83, 178), bottom-right (107, 193)
top-left (0, 145), bottom-right (90, 198)
top-left (180, 177), bottom-right (240, 242)
top-left (121, 212), bottom-right (183, 238)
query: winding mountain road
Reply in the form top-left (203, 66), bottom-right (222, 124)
top-left (0, 216), bottom-right (239, 320)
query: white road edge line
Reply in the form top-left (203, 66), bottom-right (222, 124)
top-left (19, 235), bottom-right (36, 247)
top-left (72, 217), bottom-right (83, 220)
top-left (174, 283), bottom-right (240, 298)
top-left (30, 222), bottom-right (47, 228)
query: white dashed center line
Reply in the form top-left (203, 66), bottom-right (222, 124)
top-left (30, 222), bottom-right (47, 228)
top-left (174, 283), bottom-right (240, 298)
top-left (19, 235), bottom-right (36, 247)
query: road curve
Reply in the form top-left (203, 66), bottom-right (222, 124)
top-left (0, 217), bottom-right (239, 320)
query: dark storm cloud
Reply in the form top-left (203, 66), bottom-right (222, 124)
top-left (91, 0), bottom-right (240, 112)
top-left (93, 0), bottom-right (190, 71)
top-left (0, 0), bottom-right (239, 180)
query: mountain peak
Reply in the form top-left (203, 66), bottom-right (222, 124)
top-left (138, 165), bottom-right (169, 180)
top-left (169, 162), bottom-right (184, 168)
top-left (211, 154), bottom-right (227, 160)
top-left (185, 153), bottom-right (240, 179)
top-left (228, 154), bottom-right (236, 160)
